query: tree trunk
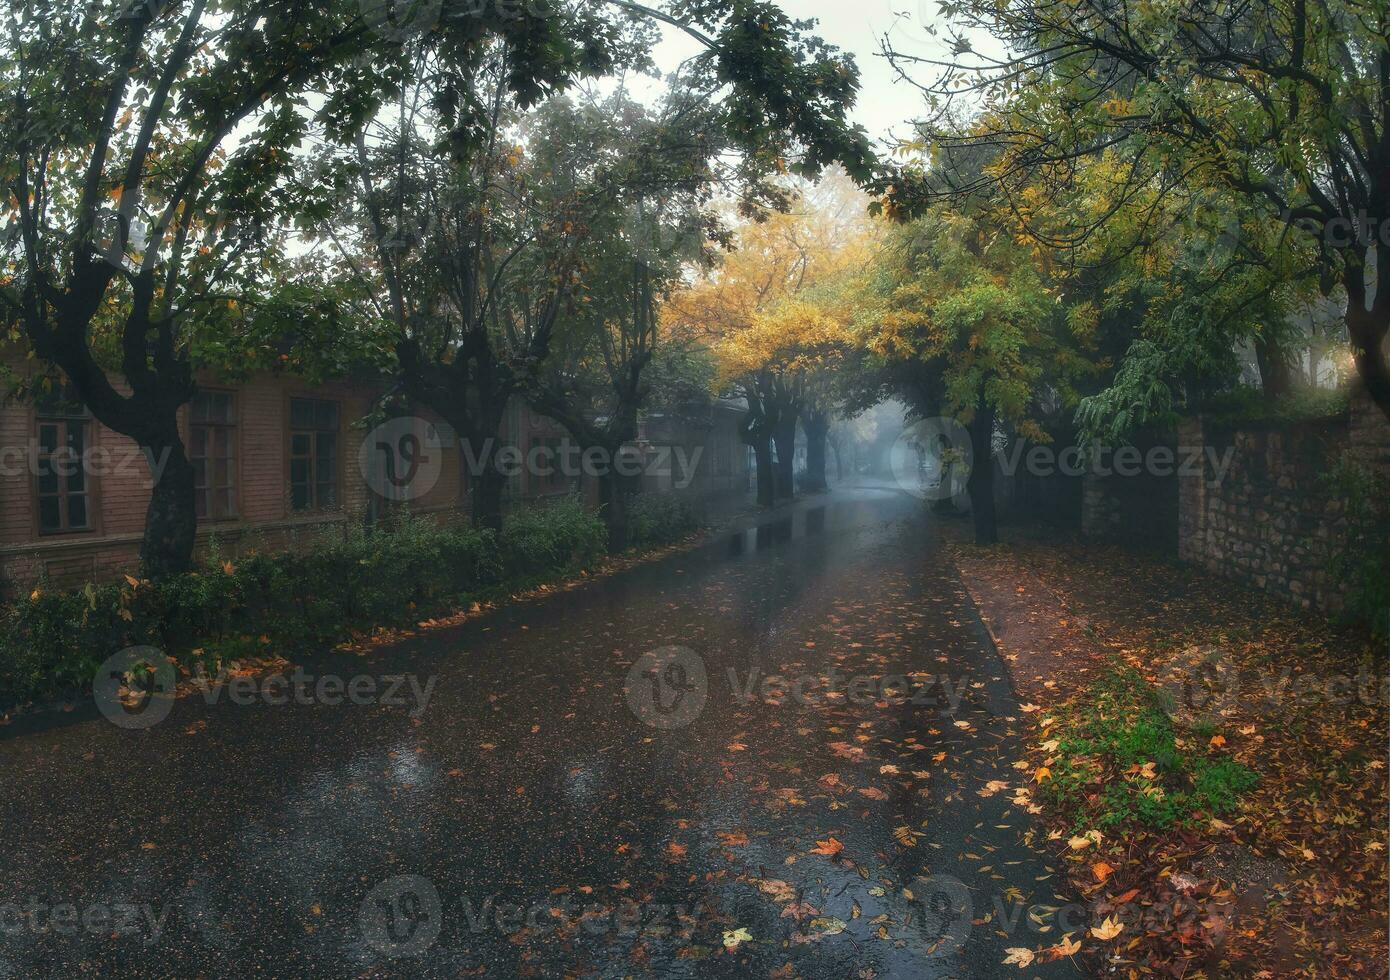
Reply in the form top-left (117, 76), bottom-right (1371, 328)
top-left (966, 399), bottom-right (998, 545)
top-left (1346, 304), bottom-right (1390, 423)
top-left (471, 462), bottom-right (505, 533)
top-left (139, 434), bottom-right (197, 578)
top-left (599, 470), bottom-right (629, 553)
top-left (752, 436), bottom-right (775, 507)
top-left (1253, 332), bottom-right (1294, 399)
top-left (802, 413), bottom-right (829, 493)
top-left (771, 416), bottom-right (797, 501)
top-left (831, 438), bottom-right (843, 481)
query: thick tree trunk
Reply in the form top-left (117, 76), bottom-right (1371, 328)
top-left (139, 434), bottom-right (197, 578)
top-left (471, 462), bottom-right (505, 533)
top-left (1253, 332), bottom-right (1294, 399)
top-left (771, 416), bottom-right (797, 501)
top-left (1346, 304), bottom-right (1390, 423)
top-left (802, 413), bottom-right (829, 493)
top-left (966, 400), bottom-right (998, 545)
top-left (598, 470), bottom-right (630, 553)
top-left (752, 436), bottom-right (775, 507)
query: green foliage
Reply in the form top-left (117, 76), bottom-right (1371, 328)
top-left (626, 493), bottom-right (703, 550)
top-left (0, 503), bottom-right (606, 709)
top-left (1326, 458), bottom-right (1390, 643)
top-left (1042, 668), bottom-right (1257, 832)
top-left (1201, 386), bottom-right (1351, 428)
top-left (496, 496), bottom-right (607, 584)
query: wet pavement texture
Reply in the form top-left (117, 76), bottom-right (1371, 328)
top-left (0, 484), bottom-right (1081, 978)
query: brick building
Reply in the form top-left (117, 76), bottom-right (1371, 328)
top-left (0, 366), bottom-right (750, 588)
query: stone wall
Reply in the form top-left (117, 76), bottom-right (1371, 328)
top-left (1177, 387), bottom-right (1388, 613)
top-left (1079, 432), bottom-right (1180, 550)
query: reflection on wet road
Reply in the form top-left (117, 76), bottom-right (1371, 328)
top-left (0, 485), bottom-right (1080, 978)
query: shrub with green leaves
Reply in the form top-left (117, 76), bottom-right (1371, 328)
top-left (1041, 667), bottom-right (1257, 832)
top-left (0, 501), bottom-right (605, 709)
top-left (626, 493), bottom-right (703, 550)
top-left (1326, 457), bottom-right (1390, 643)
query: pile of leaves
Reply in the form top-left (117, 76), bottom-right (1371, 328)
top-left (948, 525), bottom-right (1388, 977)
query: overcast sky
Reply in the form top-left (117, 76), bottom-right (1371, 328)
top-left (634, 0), bottom-right (951, 151)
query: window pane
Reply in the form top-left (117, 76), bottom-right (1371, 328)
top-left (37, 468), bottom-right (58, 494)
top-left (193, 458), bottom-right (208, 489)
top-left (67, 495), bottom-right (87, 529)
top-left (290, 399), bottom-right (314, 429)
top-left (315, 401), bottom-right (338, 429)
top-left (39, 496), bottom-right (60, 532)
top-left (219, 488), bottom-right (235, 517)
top-left (38, 423), bottom-right (58, 453)
top-left (316, 482), bottom-right (336, 507)
top-left (192, 427), bottom-right (208, 456)
top-left (292, 433), bottom-right (311, 457)
top-left (66, 464), bottom-right (86, 494)
top-left (195, 489), bottom-right (208, 520)
top-left (291, 481), bottom-right (310, 511)
top-left (290, 459), bottom-right (309, 486)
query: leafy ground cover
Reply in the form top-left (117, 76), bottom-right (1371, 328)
top-left (947, 523), bottom-right (1388, 977)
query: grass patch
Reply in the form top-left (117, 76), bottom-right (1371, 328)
top-left (1041, 667), bottom-right (1257, 832)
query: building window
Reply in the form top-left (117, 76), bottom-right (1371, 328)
top-left (35, 389), bottom-right (93, 534)
top-left (191, 391), bottom-right (237, 521)
top-left (289, 397), bottom-right (339, 512)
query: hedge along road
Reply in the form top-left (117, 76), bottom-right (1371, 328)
top-left (0, 483), bottom-right (1081, 978)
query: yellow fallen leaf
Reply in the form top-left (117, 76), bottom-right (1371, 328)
top-left (722, 927), bottom-right (752, 949)
top-left (1003, 947), bottom-right (1035, 966)
top-left (1091, 915), bottom-right (1123, 941)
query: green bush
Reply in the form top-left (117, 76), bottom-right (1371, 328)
top-left (1042, 668), bottom-right (1257, 832)
top-left (1326, 457), bottom-right (1390, 643)
top-left (0, 501), bottom-right (605, 709)
top-left (626, 492), bottom-right (703, 550)
top-left (500, 495), bottom-right (607, 581)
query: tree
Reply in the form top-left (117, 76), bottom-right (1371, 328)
top-left (2, 0), bottom-right (875, 572)
top-left (317, 1), bottom-right (874, 529)
top-left (854, 193), bottom-right (1094, 543)
top-left (0, 0), bottom-right (435, 575)
top-left (525, 89), bottom-right (722, 549)
top-left (881, 0), bottom-right (1390, 421)
top-left (666, 174), bottom-right (872, 504)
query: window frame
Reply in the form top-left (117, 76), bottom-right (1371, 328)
top-left (32, 392), bottom-right (98, 537)
top-left (285, 394), bottom-right (344, 515)
top-left (187, 388), bottom-right (240, 523)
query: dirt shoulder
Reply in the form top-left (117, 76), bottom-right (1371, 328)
top-left (945, 521), bottom-right (1389, 978)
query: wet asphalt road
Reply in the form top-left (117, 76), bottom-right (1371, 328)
top-left (0, 484), bottom-right (1081, 978)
